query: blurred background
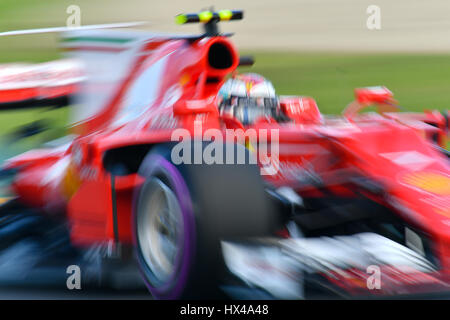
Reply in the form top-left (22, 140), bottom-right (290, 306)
top-left (0, 0), bottom-right (449, 299)
top-left (1, 0), bottom-right (450, 158)
top-left (2, 0), bottom-right (450, 106)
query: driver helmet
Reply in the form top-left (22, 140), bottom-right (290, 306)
top-left (218, 73), bottom-right (281, 125)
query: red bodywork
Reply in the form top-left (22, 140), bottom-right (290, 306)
top-left (2, 31), bottom-right (449, 296)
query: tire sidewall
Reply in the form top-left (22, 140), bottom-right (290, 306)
top-left (133, 153), bottom-right (196, 300)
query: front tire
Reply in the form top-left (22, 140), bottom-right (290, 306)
top-left (133, 143), bottom-right (277, 299)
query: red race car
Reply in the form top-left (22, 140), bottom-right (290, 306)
top-left (1, 10), bottom-right (449, 299)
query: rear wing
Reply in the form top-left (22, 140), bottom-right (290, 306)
top-left (0, 59), bottom-right (83, 109)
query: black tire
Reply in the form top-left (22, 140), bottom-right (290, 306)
top-left (133, 142), bottom-right (278, 299)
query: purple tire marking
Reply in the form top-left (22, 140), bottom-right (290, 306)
top-left (132, 154), bottom-right (196, 299)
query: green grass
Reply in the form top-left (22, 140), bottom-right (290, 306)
top-left (0, 107), bottom-right (68, 161)
top-left (244, 52), bottom-right (450, 114)
top-left (0, 107), bottom-right (68, 137)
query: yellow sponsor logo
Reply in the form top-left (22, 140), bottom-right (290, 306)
top-left (61, 162), bottom-right (82, 199)
top-left (0, 197), bottom-right (12, 205)
top-left (245, 81), bottom-right (253, 95)
top-left (402, 172), bottom-right (450, 196)
top-left (179, 73), bottom-right (190, 86)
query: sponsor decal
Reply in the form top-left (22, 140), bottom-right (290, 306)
top-left (380, 151), bottom-right (435, 171)
top-left (148, 113), bottom-right (179, 130)
top-left (400, 171), bottom-right (450, 219)
top-left (401, 171), bottom-right (450, 196)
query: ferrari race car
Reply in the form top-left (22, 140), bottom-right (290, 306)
top-left (0, 10), bottom-right (449, 299)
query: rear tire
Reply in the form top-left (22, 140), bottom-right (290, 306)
top-left (133, 142), bottom-right (277, 299)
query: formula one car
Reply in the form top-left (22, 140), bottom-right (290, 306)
top-left (0, 10), bottom-right (449, 299)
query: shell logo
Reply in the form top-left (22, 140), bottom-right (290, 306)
top-left (61, 161), bottom-right (82, 199)
top-left (179, 73), bottom-right (190, 86)
top-left (401, 172), bottom-right (450, 196)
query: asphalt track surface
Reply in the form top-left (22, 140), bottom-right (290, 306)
top-left (0, 288), bottom-right (152, 300)
top-left (0, 234), bottom-right (433, 300)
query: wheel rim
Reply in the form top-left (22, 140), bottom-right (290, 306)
top-left (138, 178), bottom-right (184, 284)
